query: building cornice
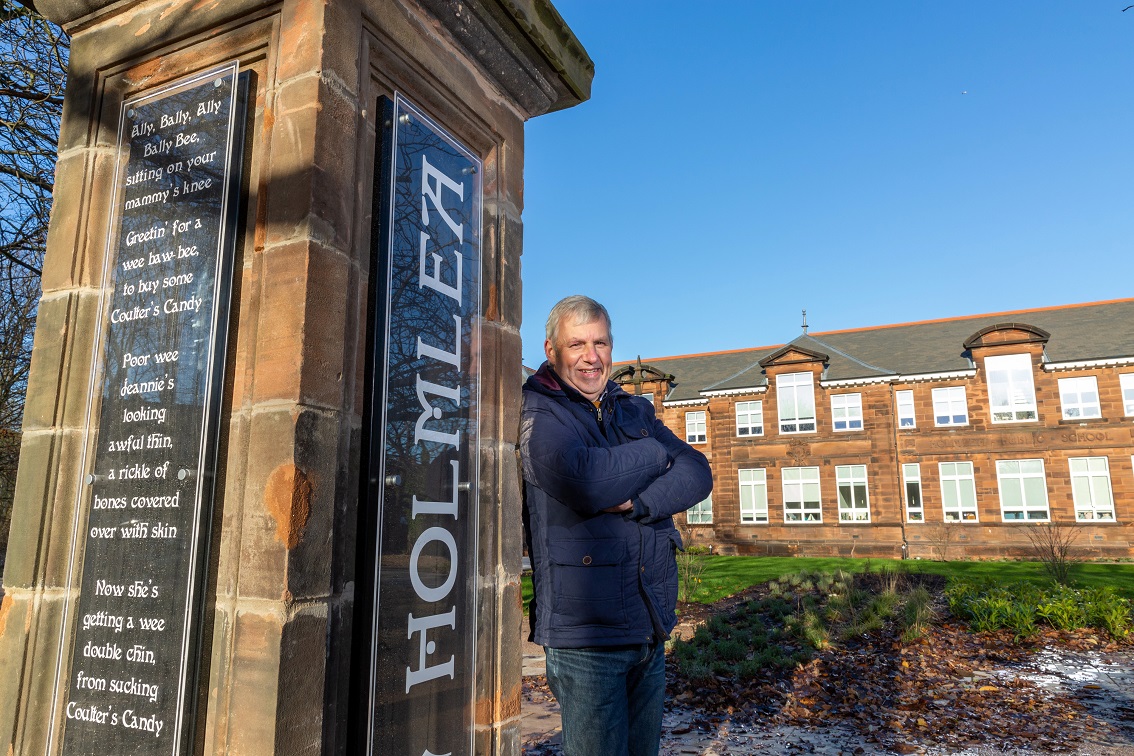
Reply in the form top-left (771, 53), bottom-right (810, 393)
top-left (820, 375), bottom-right (896, 389)
top-left (895, 369), bottom-right (977, 383)
top-left (700, 386), bottom-right (768, 398)
top-left (1042, 357), bottom-right (1134, 372)
top-left (662, 398), bottom-right (709, 408)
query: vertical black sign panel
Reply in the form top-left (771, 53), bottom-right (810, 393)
top-left (365, 94), bottom-right (481, 756)
top-left (56, 64), bottom-right (245, 755)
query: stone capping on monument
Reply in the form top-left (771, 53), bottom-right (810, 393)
top-left (29, 0), bottom-right (593, 115)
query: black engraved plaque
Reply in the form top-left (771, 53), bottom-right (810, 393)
top-left (57, 63), bottom-right (246, 755)
top-left (361, 94), bottom-right (481, 756)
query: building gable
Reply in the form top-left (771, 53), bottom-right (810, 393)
top-left (963, 322), bottom-right (1051, 351)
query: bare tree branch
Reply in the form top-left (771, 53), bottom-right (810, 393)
top-left (0, 0), bottom-right (67, 566)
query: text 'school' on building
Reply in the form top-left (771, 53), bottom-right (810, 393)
top-left (613, 299), bottom-right (1134, 560)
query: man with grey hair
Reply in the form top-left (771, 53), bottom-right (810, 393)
top-left (520, 295), bottom-right (712, 756)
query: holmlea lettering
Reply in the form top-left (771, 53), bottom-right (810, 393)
top-left (404, 154), bottom-right (467, 699)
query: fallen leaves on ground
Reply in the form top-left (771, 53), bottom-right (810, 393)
top-left (666, 590), bottom-right (1132, 753)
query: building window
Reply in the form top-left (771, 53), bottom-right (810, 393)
top-left (903, 463), bottom-right (924, 522)
top-left (738, 468), bottom-right (768, 524)
top-left (685, 411), bottom-right (706, 444)
top-left (896, 390), bottom-right (916, 428)
top-left (687, 494), bottom-right (713, 524)
top-left (996, 459), bottom-right (1050, 521)
top-left (835, 465), bottom-right (870, 522)
top-left (985, 354), bottom-right (1038, 422)
top-left (932, 386), bottom-right (968, 427)
top-left (1121, 373), bottom-right (1134, 416)
top-left (1059, 376), bottom-right (1101, 420)
top-left (735, 401), bottom-right (764, 437)
top-left (831, 394), bottom-right (864, 432)
top-left (783, 466), bottom-right (822, 522)
top-left (635, 392), bottom-right (655, 405)
top-left (1069, 457), bottom-right (1115, 521)
top-left (939, 461), bottom-right (978, 522)
top-left (777, 372), bottom-right (816, 434)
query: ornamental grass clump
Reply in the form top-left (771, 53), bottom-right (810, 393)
top-left (669, 566), bottom-right (946, 688)
top-left (900, 584), bottom-right (936, 642)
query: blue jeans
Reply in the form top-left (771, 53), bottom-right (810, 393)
top-left (544, 643), bottom-right (666, 756)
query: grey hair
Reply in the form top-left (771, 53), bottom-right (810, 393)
top-left (545, 295), bottom-right (613, 347)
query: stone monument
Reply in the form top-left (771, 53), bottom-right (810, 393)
top-left (0, 1), bottom-right (592, 754)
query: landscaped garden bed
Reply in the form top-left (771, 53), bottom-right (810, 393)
top-left (664, 566), bottom-right (1133, 753)
top-left (521, 557), bottom-right (1134, 754)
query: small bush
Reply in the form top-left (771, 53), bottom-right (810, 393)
top-left (715, 638), bottom-right (747, 662)
top-left (947, 578), bottom-right (1133, 641)
top-left (1023, 522), bottom-right (1081, 586)
top-left (1004, 603), bottom-right (1038, 640)
top-left (1083, 587), bottom-right (1131, 640)
top-left (677, 545), bottom-right (709, 602)
top-left (1035, 589), bottom-right (1087, 631)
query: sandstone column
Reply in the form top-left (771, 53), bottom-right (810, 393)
top-left (0, 1), bottom-right (591, 753)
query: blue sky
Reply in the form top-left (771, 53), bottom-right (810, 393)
top-left (519, 1), bottom-right (1134, 367)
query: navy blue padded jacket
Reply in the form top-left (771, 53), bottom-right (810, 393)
top-left (520, 363), bottom-right (713, 648)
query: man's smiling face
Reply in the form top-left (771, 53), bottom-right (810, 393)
top-left (545, 315), bottom-right (613, 402)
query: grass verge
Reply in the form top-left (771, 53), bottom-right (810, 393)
top-left (521, 555), bottom-right (1134, 614)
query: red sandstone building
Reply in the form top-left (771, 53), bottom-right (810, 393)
top-left (612, 299), bottom-right (1134, 560)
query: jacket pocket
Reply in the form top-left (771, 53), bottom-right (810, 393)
top-left (548, 538), bottom-right (627, 628)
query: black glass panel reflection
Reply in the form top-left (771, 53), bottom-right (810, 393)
top-left (60, 65), bottom-right (245, 756)
top-left (365, 95), bottom-right (481, 756)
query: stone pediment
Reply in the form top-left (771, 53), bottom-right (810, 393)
top-left (963, 323), bottom-right (1051, 350)
top-left (758, 344), bottom-right (829, 369)
top-left (611, 357), bottom-right (675, 388)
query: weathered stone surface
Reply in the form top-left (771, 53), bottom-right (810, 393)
top-left (224, 608), bottom-right (283, 752)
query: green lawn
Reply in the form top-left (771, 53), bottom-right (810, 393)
top-left (688, 556), bottom-right (1134, 603)
top-left (521, 556), bottom-right (1134, 613)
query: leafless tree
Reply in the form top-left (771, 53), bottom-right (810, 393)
top-left (924, 522), bottom-right (957, 562)
top-left (0, 1), bottom-right (68, 566)
top-left (1022, 521), bottom-right (1082, 586)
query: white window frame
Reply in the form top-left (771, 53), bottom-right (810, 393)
top-left (1069, 457), bottom-right (1115, 522)
top-left (738, 468), bottom-right (768, 524)
top-left (783, 466), bottom-right (822, 523)
top-left (835, 464), bottom-right (870, 522)
top-left (985, 354), bottom-right (1038, 423)
top-left (932, 386), bottom-right (969, 427)
top-left (896, 390), bottom-right (916, 429)
top-left (777, 372), bottom-right (816, 434)
top-left (1058, 376), bottom-right (1102, 420)
top-left (939, 461), bottom-right (978, 522)
top-left (687, 494), bottom-right (713, 524)
top-left (903, 463), bottom-right (924, 522)
top-left (735, 400), bottom-right (764, 437)
top-left (831, 394), bottom-right (864, 432)
top-left (685, 410), bottom-right (706, 444)
top-left (1121, 373), bottom-right (1134, 417)
top-left (995, 459), bottom-right (1050, 522)
top-left (635, 392), bottom-right (655, 406)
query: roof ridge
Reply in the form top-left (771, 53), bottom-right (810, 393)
top-left (613, 342), bottom-right (782, 366)
top-left (796, 334), bottom-right (894, 376)
top-left (808, 298), bottom-right (1134, 338)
